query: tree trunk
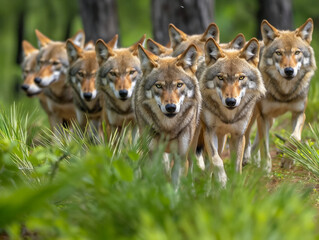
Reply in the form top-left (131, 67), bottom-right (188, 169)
top-left (257, 0), bottom-right (293, 39)
top-left (151, 0), bottom-right (215, 44)
top-left (78, 0), bottom-right (119, 43)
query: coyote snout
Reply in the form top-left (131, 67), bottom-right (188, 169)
top-left (274, 49), bottom-right (302, 80)
top-left (154, 81), bottom-right (185, 118)
top-left (218, 77), bottom-right (245, 110)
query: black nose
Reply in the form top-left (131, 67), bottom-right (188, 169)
top-left (34, 77), bottom-right (42, 84)
top-left (119, 90), bottom-right (128, 98)
top-left (83, 92), bottom-right (92, 101)
top-left (165, 104), bottom-right (176, 113)
top-left (21, 84), bottom-right (29, 91)
top-left (225, 98), bottom-right (236, 107)
top-left (284, 67), bottom-right (294, 77)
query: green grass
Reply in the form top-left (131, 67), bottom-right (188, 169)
top-left (0, 104), bottom-right (319, 239)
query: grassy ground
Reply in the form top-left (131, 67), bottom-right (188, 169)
top-left (0, 102), bottom-right (318, 239)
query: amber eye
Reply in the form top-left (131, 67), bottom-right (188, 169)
top-left (295, 50), bottom-right (301, 55)
top-left (217, 75), bottom-right (224, 81)
top-left (177, 82), bottom-right (183, 88)
top-left (52, 61), bottom-right (60, 66)
top-left (275, 51), bottom-right (282, 56)
top-left (155, 84), bottom-right (162, 89)
top-left (239, 76), bottom-right (245, 80)
top-left (129, 70), bottom-right (136, 75)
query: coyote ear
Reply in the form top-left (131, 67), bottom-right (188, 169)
top-left (201, 23), bottom-right (220, 43)
top-left (146, 38), bottom-right (169, 56)
top-left (261, 20), bottom-right (279, 45)
top-left (35, 29), bottom-right (51, 48)
top-left (22, 40), bottom-right (38, 57)
top-left (66, 39), bottom-right (83, 64)
top-left (95, 39), bottom-right (114, 65)
top-left (129, 34), bottom-right (146, 56)
top-left (84, 40), bottom-right (95, 51)
top-left (296, 18), bottom-right (313, 43)
top-left (228, 33), bottom-right (246, 50)
top-left (138, 44), bottom-right (158, 73)
top-left (205, 38), bottom-right (224, 65)
top-left (240, 38), bottom-right (260, 66)
top-left (71, 30), bottom-right (85, 48)
top-left (177, 44), bottom-right (198, 74)
top-left (107, 34), bottom-right (119, 49)
top-left (168, 24), bottom-right (187, 49)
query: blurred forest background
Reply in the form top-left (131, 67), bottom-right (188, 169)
top-left (0, 0), bottom-right (318, 107)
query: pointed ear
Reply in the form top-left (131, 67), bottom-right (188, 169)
top-left (22, 40), bottom-right (38, 57)
top-left (229, 33), bottom-right (246, 50)
top-left (107, 34), bottom-right (119, 49)
top-left (205, 38), bottom-right (225, 65)
top-left (201, 22), bottom-right (220, 43)
top-left (296, 18), bottom-right (313, 43)
top-left (95, 39), bottom-right (114, 65)
top-left (138, 44), bottom-right (158, 73)
top-left (146, 38), bottom-right (169, 56)
top-left (240, 38), bottom-right (260, 66)
top-left (84, 40), bottom-right (95, 51)
top-left (35, 29), bottom-right (51, 48)
top-left (168, 24), bottom-right (187, 49)
top-left (177, 44), bottom-right (198, 74)
top-left (260, 20), bottom-right (279, 45)
top-left (71, 30), bottom-right (85, 48)
top-left (66, 39), bottom-right (83, 64)
top-left (129, 34), bottom-right (146, 56)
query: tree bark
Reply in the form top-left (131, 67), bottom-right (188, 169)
top-left (257, 0), bottom-right (293, 39)
top-left (78, 0), bottom-right (119, 43)
top-left (151, 0), bottom-right (215, 44)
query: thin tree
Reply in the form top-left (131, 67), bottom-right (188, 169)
top-left (257, 0), bottom-right (293, 38)
top-left (151, 0), bottom-right (215, 44)
top-left (78, 0), bottom-right (119, 43)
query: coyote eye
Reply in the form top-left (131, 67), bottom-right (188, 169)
top-left (177, 83), bottom-right (184, 88)
top-left (275, 51), bottom-right (282, 56)
top-left (109, 71), bottom-right (117, 77)
top-left (155, 84), bottom-right (162, 89)
top-left (52, 61), bottom-right (60, 66)
top-left (77, 72), bottom-right (84, 78)
top-left (239, 76), bottom-right (245, 80)
top-left (217, 75), bottom-right (224, 81)
top-left (129, 70), bottom-right (136, 75)
top-left (295, 50), bottom-right (301, 55)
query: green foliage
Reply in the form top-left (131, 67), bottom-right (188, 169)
top-left (0, 104), bottom-right (318, 239)
top-left (281, 124), bottom-right (319, 179)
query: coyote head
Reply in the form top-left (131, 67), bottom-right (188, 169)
top-left (34, 29), bottom-right (85, 87)
top-left (261, 18), bottom-right (316, 80)
top-left (138, 44), bottom-right (199, 118)
top-left (95, 35), bottom-right (145, 101)
top-left (21, 40), bottom-right (42, 97)
top-left (66, 40), bottom-right (100, 102)
top-left (202, 38), bottom-right (265, 109)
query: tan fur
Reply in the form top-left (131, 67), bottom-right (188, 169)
top-left (199, 38), bottom-right (265, 187)
top-left (34, 30), bottom-right (85, 133)
top-left (134, 44), bottom-right (201, 187)
top-left (66, 40), bottom-right (102, 136)
top-left (248, 18), bottom-right (317, 171)
top-left (95, 34), bottom-right (145, 134)
top-left (21, 40), bottom-right (50, 115)
top-left (169, 23), bottom-right (220, 57)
